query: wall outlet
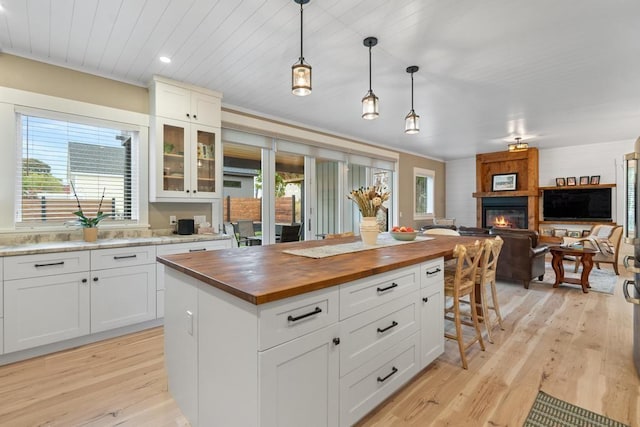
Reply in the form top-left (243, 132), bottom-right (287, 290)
top-left (169, 215), bottom-right (177, 225)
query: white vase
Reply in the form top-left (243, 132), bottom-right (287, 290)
top-left (360, 216), bottom-right (379, 245)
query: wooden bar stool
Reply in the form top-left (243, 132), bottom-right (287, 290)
top-left (475, 236), bottom-right (505, 343)
top-left (444, 241), bottom-right (486, 369)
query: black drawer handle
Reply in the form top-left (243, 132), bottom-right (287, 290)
top-left (422, 297), bottom-right (429, 303)
top-left (377, 283), bottom-right (398, 293)
top-left (426, 267), bottom-right (441, 276)
top-left (333, 337), bottom-right (340, 345)
top-left (189, 248), bottom-right (207, 252)
top-left (377, 321), bottom-right (398, 333)
top-left (287, 307), bottom-right (322, 322)
top-left (35, 261), bottom-right (64, 268)
top-left (113, 254), bottom-right (137, 260)
top-left (377, 366), bottom-right (398, 383)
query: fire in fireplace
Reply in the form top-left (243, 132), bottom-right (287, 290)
top-left (482, 197), bottom-right (528, 229)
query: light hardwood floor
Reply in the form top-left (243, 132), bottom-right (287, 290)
top-left (0, 271), bottom-right (638, 426)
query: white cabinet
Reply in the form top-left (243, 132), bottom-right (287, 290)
top-left (420, 258), bottom-right (445, 368)
top-left (151, 77), bottom-right (221, 127)
top-left (0, 259), bottom-right (4, 354)
top-left (150, 77), bottom-right (223, 202)
top-left (4, 272), bottom-right (90, 353)
top-left (259, 324), bottom-right (340, 427)
top-left (156, 239), bottom-right (231, 318)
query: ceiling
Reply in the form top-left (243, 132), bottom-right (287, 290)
top-left (1, 0), bottom-right (639, 160)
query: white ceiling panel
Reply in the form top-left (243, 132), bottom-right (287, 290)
top-left (0, 0), bottom-right (638, 160)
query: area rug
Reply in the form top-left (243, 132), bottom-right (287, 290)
top-left (541, 262), bottom-right (617, 295)
top-left (524, 391), bottom-right (629, 426)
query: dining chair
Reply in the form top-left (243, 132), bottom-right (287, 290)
top-left (444, 241), bottom-right (485, 369)
top-left (236, 220), bottom-right (255, 246)
top-left (223, 222), bottom-right (240, 248)
top-left (474, 236), bottom-right (505, 343)
top-left (279, 224), bottom-right (301, 243)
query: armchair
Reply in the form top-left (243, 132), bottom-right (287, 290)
top-left (488, 228), bottom-right (549, 288)
top-left (562, 225), bottom-right (623, 275)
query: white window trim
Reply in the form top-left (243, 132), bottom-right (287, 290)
top-left (0, 87), bottom-right (149, 232)
top-left (414, 167), bottom-right (435, 220)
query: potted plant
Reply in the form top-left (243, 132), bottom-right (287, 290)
top-left (71, 182), bottom-right (107, 242)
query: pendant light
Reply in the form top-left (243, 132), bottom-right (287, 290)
top-left (508, 137), bottom-right (528, 152)
top-left (404, 66), bottom-right (420, 134)
top-left (362, 36), bottom-right (379, 120)
top-left (291, 0), bottom-right (311, 96)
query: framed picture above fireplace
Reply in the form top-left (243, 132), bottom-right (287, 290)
top-left (492, 173), bottom-right (517, 191)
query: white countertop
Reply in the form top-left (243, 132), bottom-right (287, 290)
top-left (0, 233), bottom-right (232, 257)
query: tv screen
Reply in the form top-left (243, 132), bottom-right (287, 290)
top-left (543, 188), bottom-right (612, 221)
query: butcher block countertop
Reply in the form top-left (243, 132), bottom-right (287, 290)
top-left (157, 234), bottom-right (479, 305)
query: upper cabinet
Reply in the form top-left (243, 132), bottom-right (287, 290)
top-left (149, 77), bottom-right (223, 202)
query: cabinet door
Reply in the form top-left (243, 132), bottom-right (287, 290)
top-left (190, 125), bottom-right (218, 197)
top-left (191, 91), bottom-right (221, 126)
top-left (420, 283), bottom-right (444, 369)
top-left (90, 264), bottom-right (156, 333)
top-left (4, 273), bottom-right (90, 353)
top-left (259, 324), bottom-right (340, 427)
top-left (155, 82), bottom-right (191, 121)
top-left (156, 118), bottom-right (189, 199)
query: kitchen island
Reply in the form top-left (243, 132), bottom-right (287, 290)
top-left (157, 234), bottom-right (475, 427)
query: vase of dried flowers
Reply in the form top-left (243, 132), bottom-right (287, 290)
top-left (347, 186), bottom-right (390, 245)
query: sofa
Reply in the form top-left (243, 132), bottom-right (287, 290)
top-left (488, 228), bottom-right (549, 288)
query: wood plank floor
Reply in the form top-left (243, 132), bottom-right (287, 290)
top-left (0, 271), bottom-right (638, 426)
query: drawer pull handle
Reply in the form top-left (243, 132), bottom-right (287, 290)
top-left (287, 307), bottom-right (322, 322)
top-left (426, 267), bottom-right (441, 276)
top-left (623, 280), bottom-right (640, 304)
top-left (377, 283), bottom-right (398, 293)
top-left (422, 297), bottom-right (429, 303)
top-left (34, 261), bottom-right (64, 268)
top-left (113, 254), bottom-right (137, 260)
top-left (377, 366), bottom-right (398, 383)
top-left (189, 248), bottom-right (207, 252)
top-left (377, 321), bottom-right (398, 333)
top-left (333, 337), bottom-right (340, 345)
top-left (624, 256), bottom-right (640, 273)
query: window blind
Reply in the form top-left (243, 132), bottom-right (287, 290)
top-left (16, 113), bottom-right (139, 227)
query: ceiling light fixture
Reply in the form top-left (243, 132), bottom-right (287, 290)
top-left (159, 56), bottom-right (171, 64)
top-left (508, 137), bottom-right (528, 152)
top-left (291, 0), bottom-right (311, 96)
top-left (362, 36), bottom-right (379, 120)
top-left (404, 65), bottom-right (420, 134)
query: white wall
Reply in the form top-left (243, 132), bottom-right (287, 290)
top-left (446, 139), bottom-right (635, 227)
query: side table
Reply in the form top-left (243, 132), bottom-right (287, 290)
top-left (548, 245), bottom-right (598, 293)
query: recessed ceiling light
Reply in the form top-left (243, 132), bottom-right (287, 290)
top-left (159, 56), bottom-right (171, 64)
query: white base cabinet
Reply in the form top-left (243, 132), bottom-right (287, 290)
top-left (4, 272), bottom-right (90, 353)
top-left (164, 258), bottom-right (445, 427)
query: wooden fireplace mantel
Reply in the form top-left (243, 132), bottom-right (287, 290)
top-left (473, 148), bottom-right (539, 230)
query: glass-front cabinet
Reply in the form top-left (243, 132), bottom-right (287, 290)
top-left (152, 118), bottom-right (220, 201)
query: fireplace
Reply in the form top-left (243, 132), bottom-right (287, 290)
top-left (482, 197), bottom-right (528, 229)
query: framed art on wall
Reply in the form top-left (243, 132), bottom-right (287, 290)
top-left (492, 173), bottom-right (517, 191)
top-left (590, 175), bottom-right (600, 185)
top-left (567, 177), bottom-right (577, 186)
top-left (555, 177), bottom-right (566, 186)
top-left (579, 176), bottom-right (589, 185)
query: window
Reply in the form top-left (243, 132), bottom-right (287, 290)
top-left (16, 113), bottom-right (139, 227)
top-left (414, 167), bottom-right (434, 219)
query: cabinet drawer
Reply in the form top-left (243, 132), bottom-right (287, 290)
top-left (340, 292), bottom-right (419, 376)
top-left (421, 257), bottom-right (444, 288)
top-left (340, 332), bottom-right (420, 427)
top-left (91, 246), bottom-right (156, 270)
top-left (340, 266), bottom-right (420, 320)
top-left (258, 287), bottom-right (339, 351)
top-left (4, 251), bottom-right (89, 280)
top-left (156, 240), bottom-right (230, 257)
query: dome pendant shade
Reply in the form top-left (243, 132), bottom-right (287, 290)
top-left (362, 90), bottom-right (379, 120)
top-left (292, 61), bottom-right (311, 96)
top-left (405, 110), bottom-right (419, 134)
top-left (291, 0), bottom-right (311, 96)
top-left (362, 37), bottom-right (379, 120)
top-left (404, 65), bottom-right (420, 134)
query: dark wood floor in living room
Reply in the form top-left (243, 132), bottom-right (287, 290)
top-left (0, 272), bottom-right (638, 426)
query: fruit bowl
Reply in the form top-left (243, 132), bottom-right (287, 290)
top-left (389, 231), bottom-right (418, 241)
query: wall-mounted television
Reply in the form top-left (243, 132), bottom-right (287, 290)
top-left (543, 188), bottom-right (612, 221)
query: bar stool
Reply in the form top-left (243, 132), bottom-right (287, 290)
top-left (444, 241), bottom-right (485, 369)
top-left (474, 236), bottom-right (505, 343)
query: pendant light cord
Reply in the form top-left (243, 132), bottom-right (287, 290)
top-left (410, 71), bottom-right (414, 110)
top-left (299, 3), bottom-right (304, 62)
top-left (368, 44), bottom-right (372, 92)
